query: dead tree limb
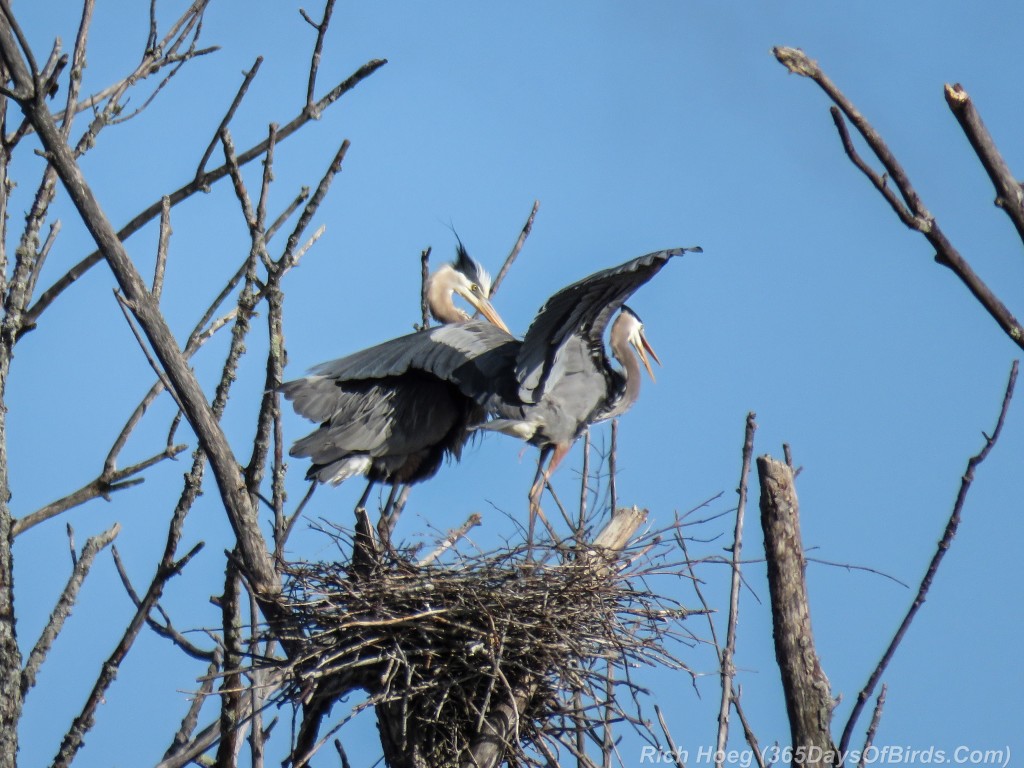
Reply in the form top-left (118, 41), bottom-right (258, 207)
top-left (0, 30), bottom-right (283, 604)
top-left (19, 522), bottom-right (120, 699)
top-left (21, 57), bottom-right (385, 333)
top-left (715, 411), bottom-right (757, 765)
top-left (943, 83), bottom-right (1024, 245)
top-left (837, 360), bottom-right (1018, 760)
top-left (773, 46), bottom-right (1024, 351)
top-left (13, 443), bottom-right (187, 536)
top-left (757, 454), bottom-right (835, 768)
top-left (857, 684), bottom-right (886, 768)
top-left (490, 199), bottom-right (539, 298)
top-left (51, 541), bottom-right (204, 768)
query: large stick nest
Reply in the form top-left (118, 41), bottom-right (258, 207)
top-left (275, 527), bottom-right (697, 765)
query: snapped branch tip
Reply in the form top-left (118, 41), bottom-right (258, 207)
top-left (944, 82), bottom-right (968, 106)
top-left (772, 46), bottom-right (818, 77)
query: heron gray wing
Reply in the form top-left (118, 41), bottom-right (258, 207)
top-left (288, 376), bottom-right (468, 462)
top-left (280, 319), bottom-right (516, 423)
top-left (296, 320), bottom-right (515, 401)
top-left (514, 247), bottom-right (694, 402)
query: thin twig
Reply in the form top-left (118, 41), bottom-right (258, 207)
top-left (112, 291), bottom-right (186, 413)
top-left (578, 430), bottom-right (591, 540)
top-left (23, 219), bottom-right (60, 309)
top-left (110, 545), bottom-right (214, 661)
top-left (805, 556), bottom-right (908, 588)
top-left (276, 482), bottom-right (316, 558)
top-left (278, 138), bottom-right (350, 271)
top-left (13, 443), bottom-right (187, 536)
top-left (195, 56), bottom-right (263, 181)
top-left (418, 513), bottom-right (482, 566)
top-left (490, 199), bottom-right (539, 297)
top-left (857, 684), bottom-right (886, 768)
top-left (715, 414), bottom-right (756, 766)
top-left (22, 58), bottom-right (386, 332)
top-left (609, 420), bottom-right (618, 513)
top-left (654, 705), bottom-right (686, 768)
top-left (837, 360), bottom-right (1018, 760)
top-left (152, 196), bottom-right (171, 300)
top-left (773, 46), bottom-right (1024, 352)
top-left (943, 83), bottom-right (1024, 246)
top-left (266, 186), bottom-right (310, 243)
top-left (20, 522), bottom-right (120, 699)
top-left (163, 651), bottom-right (223, 761)
top-left (304, 0), bottom-right (336, 113)
top-left (61, 0), bottom-right (94, 140)
top-left (676, 529), bottom-right (720, 659)
top-left (732, 686), bottom-right (767, 768)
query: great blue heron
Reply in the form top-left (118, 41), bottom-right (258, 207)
top-left (279, 246), bottom-right (510, 508)
top-left (282, 244), bottom-right (699, 539)
top-left (475, 246), bottom-right (700, 535)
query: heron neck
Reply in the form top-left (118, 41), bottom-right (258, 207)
top-left (427, 280), bottom-right (469, 324)
top-left (606, 340), bottom-right (642, 419)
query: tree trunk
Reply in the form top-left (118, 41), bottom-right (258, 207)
top-left (757, 456), bottom-right (835, 768)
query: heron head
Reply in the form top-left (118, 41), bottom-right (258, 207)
top-left (619, 306), bottom-right (661, 381)
top-left (429, 243), bottom-right (510, 332)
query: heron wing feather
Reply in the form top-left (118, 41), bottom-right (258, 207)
top-left (514, 248), bottom-right (685, 401)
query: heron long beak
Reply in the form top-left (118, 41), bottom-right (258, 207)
top-left (461, 290), bottom-right (512, 334)
top-left (632, 329), bottom-right (661, 382)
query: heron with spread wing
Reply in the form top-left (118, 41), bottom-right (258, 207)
top-left (476, 246), bottom-right (701, 536)
top-left (279, 245), bottom-right (511, 510)
top-left (281, 244), bottom-right (700, 539)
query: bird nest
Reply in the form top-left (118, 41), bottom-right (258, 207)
top-left (275, 521), bottom-right (697, 766)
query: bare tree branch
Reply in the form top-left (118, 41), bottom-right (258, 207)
top-left (654, 705), bottom-right (686, 768)
top-left (943, 83), bottom-right (1024, 245)
top-left (163, 651), bottom-right (223, 762)
top-left (278, 138), bottom-right (349, 272)
top-left (19, 523), bottom-right (120, 699)
top-left (60, 0), bottom-right (94, 140)
top-left (303, 0), bottom-right (336, 114)
top-left (21, 58), bottom-right (385, 332)
top-left (110, 546), bottom-right (215, 662)
top-left (733, 686), bottom-right (767, 768)
top-left (418, 513), bottom-right (482, 566)
top-left (152, 196), bottom-right (171, 300)
top-left (216, 559), bottom-right (245, 766)
top-left (715, 412), bottom-right (757, 766)
top-left (490, 199), bottom-right (539, 298)
top-left (773, 46), bottom-right (1024, 351)
top-left (195, 56), bottom-right (263, 181)
top-left (857, 684), bottom-right (886, 768)
top-left (837, 360), bottom-right (1018, 760)
top-left (13, 443), bottom-right (187, 536)
top-left (51, 541), bottom-right (204, 768)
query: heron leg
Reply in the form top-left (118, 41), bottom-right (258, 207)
top-left (527, 444), bottom-right (568, 554)
top-left (527, 448), bottom-right (549, 553)
top-left (355, 478), bottom-right (375, 512)
top-left (377, 482), bottom-right (403, 546)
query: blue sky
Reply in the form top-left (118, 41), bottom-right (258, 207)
top-left (7, 1), bottom-right (1022, 765)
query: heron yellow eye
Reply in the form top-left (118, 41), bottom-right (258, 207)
top-left (470, 283), bottom-right (481, 294)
